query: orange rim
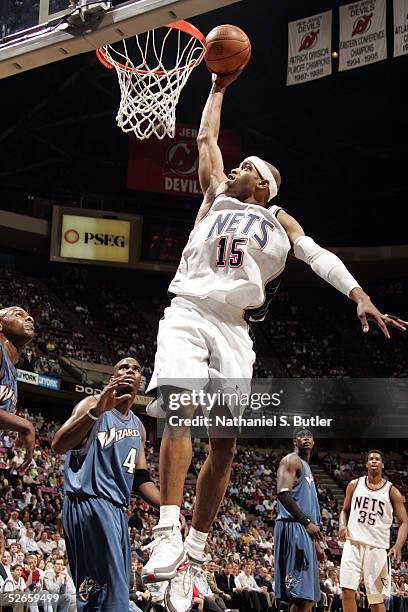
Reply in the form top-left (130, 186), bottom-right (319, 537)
top-left (96, 20), bottom-right (207, 75)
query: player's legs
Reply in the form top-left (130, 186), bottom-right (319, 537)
top-left (363, 546), bottom-right (389, 612)
top-left (288, 600), bottom-right (315, 612)
top-left (340, 540), bottom-right (364, 612)
top-left (192, 429), bottom-right (236, 532)
top-left (62, 496), bottom-right (130, 611)
top-left (274, 521), bottom-right (320, 607)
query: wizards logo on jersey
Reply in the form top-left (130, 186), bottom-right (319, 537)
top-left (78, 577), bottom-right (106, 601)
top-left (97, 425), bottom-right (141, 449)
top-left (0, 384), bottom-right (17, 410)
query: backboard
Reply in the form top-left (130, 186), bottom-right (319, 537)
top-left (0, 0), bottom-right (243, 79)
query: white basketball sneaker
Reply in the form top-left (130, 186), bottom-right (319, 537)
top-left (142, 525), bottom-right (187, 583)
top-left (164, 551), bottom-right (205, 612)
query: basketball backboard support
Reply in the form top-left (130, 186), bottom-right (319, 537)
top-left (0, 0), bottom-right (242, 79)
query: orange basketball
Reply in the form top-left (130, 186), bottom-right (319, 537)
top-left (204, 24), bottom-right (251, 75)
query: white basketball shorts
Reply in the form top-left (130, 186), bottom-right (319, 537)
top-left (340, 540), bottom-right (391, 604)
top-left (146, 295), bottom-right (255, 417)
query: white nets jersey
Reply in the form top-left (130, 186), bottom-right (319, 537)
top-left (169, 195), bottom-right (291, 321)
top-left (348, 477), bottom-right (394, 549)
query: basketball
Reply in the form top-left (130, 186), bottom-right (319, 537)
top-left (205, 24), bottom-right (251, 75)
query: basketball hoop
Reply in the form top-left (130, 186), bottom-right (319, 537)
top-left (96, 20), bottom-right (207, 140)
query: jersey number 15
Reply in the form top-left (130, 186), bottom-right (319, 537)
top-left (216, 237), bottom-right (248, 268)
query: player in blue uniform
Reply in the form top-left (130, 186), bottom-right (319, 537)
top-left (274, 429), bottom-right (325, 612)
top-left (0, 306), bottom-right (35, 470)
top-left (52, 357), bottom-right (161, 611)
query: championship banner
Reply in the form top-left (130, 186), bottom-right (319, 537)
top-left (394, 0), bottom-right (408, 57)
top-left (127, 123), bottom-right (241, 198)
top-left (286, 10), bottom-right (332, 86)
top-left (339, 0), bottom-right (387, 72)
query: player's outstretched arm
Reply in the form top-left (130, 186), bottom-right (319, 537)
top-left (277, 454), bottom-right (321, 540)
top-left (276, 209), bottom-right (408, 338)
top-left (195, 71), bottom-right (241, 225)
top-left (52, 374), bottom-right (133, 454)
top-left (389, 486), bottom-right (408, 562)
top-left (0, 411), bottom-right (35, 472)
top-left (338, 479), bottom-right (358, 541)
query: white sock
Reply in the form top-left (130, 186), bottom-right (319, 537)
top-left (185, 526), bottom-right (208, 556)
top-left (157, 505), bottom-right (180, 528)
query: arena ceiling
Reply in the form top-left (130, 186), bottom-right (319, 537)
top-left (0, 0), bottom-right (407, 247)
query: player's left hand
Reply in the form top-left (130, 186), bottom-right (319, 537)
top-left (356, 298), bottom-right (408, 339)
top-left (388, 544), bottom-right (402, 563)
top-left (212, 68), bottom-right (243, 90)
top-left (315, 541), bottom-right (327, 563)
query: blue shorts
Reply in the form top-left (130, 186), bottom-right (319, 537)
top-left (62, 495), bottom-right (130, 611)
top-left (274, 520), bottom-right (320, 603)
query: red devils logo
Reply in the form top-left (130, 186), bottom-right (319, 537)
top-left (352, 14), bottom-right (373, 36)
top-left (299, 30), bottom-right (320, 51)
top-left (165, 140), bottom-right (198, 177)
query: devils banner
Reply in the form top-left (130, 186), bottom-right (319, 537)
top-left (394, 0), bottom-right (408, 57)
top-left (287, 10), bottom-right (332, 86)
top-left (127, 124), bottom-right (241, 198)
top-left (339, 0), bottom-right (387, 71)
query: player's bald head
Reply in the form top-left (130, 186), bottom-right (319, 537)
top-left (113, 356), bottom-right (141, 373)
top-left (0, 306), bottom-right (18, 320)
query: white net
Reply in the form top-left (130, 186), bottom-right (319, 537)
top-left (97, 22), bottom-right (206, 140)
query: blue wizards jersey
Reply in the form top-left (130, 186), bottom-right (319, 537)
top-left (0, 342), bottom-right (18, 413)
top-left (64, 408), bottom-right (143, 507)
top-left (277, 455), bottom-right (321, 525)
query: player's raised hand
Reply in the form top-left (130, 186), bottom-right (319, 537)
top-left (388, 544), bottom-right (402, 563)
top-left (95, 374), bottom-right (134, 413)
top-left (212, 68), bottom-right (243, 90)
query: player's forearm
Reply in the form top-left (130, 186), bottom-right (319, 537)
top-left (394, 521), bottom-right (408, 550)
top-left (349, 287), bottom-right (372, 304)
top-left (277, 491), bottom-right (312, 526)
top-left (137, 481), bottom-right (160, 509)
top-left (293, 236), bottom-right (361, 297)
top-left (0, 411), bottom-right (34, 434)
top-left (51, 413), bottom-right (96, 454)
top-left (339, 510), bottom-right (348, 530)
top-left (197, 84), bottom-right (225, 142)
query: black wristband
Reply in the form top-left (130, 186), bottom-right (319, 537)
top-left (278, 491), bottom-right (311, 527)
top-left (132, 468), bottom-right (153, 491)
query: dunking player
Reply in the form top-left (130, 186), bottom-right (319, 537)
top-left (339, 450), bottom-right (408, 612)
top-left (142, 69), bottom-right (408, 611)
top-left (0, 306), bottom-right (35, 470)
top-left (274, 429), bottom-right (324, 612)
top-left (52, 357), bottom-right (161, 611)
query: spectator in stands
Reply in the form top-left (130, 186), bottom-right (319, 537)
top-left (1, 550), bottom-right (12, 578)
top-left (37, 530), bottom-right (54, 557)
top-left (129, 559), bottom-right (151, 611)
top-left (1, 563), bottom-right (27, 611)
top-left (193, 567), bottom-right (227, 612)
top-left (43, 557), bottom-right (72, 612)
top-left (21, 554), bottom-right (41, 593)
top-left (235, 563), bottom-right (269, 611)
top-left (206, 560), bottom-right (232, 606)
top-left (19, 527), bottom-right (40, 555)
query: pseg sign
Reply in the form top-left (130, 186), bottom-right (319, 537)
top-left (60, 214), bottom-right (130, 263)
